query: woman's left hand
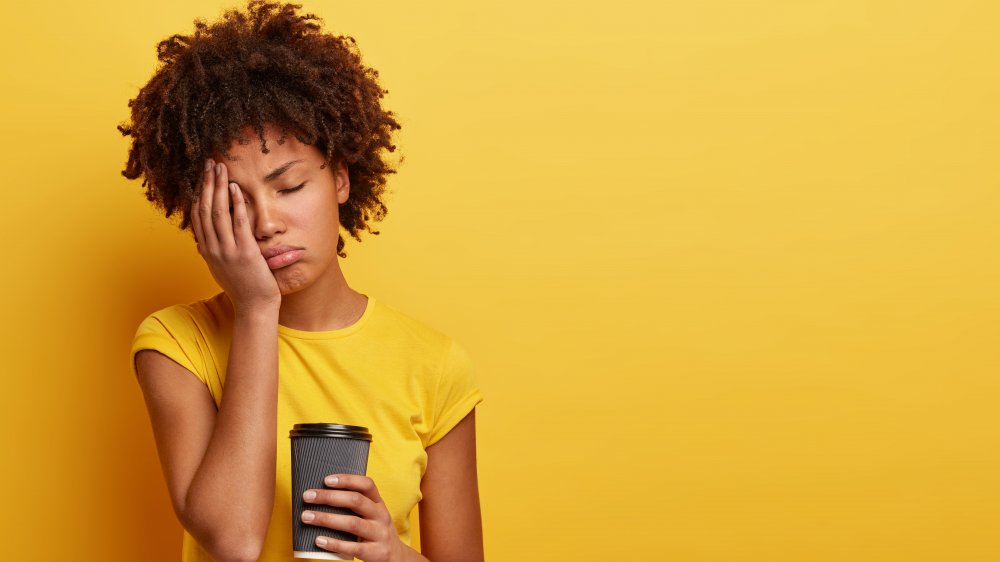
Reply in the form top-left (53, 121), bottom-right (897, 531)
top-left (302, 474), bottom-right (415, 562)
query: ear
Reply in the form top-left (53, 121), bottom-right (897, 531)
top-left (333, 161), bottom-right (350, 204)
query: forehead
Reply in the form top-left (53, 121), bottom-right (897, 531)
top-left (213, 125), bottom-right (322, 175)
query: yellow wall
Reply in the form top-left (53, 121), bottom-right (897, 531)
top-left (1, 1), bottom-right (998, 560)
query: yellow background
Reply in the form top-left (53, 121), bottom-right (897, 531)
top-left (1, 1), bottom-right (998, 560)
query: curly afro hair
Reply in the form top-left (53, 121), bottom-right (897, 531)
top-left (118, 0), bottom-right (401, 257)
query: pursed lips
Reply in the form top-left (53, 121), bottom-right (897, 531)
top-left (261, 245), bottom-right (305, 270)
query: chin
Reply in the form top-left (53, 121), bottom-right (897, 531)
top-left (275, 267), bottom-right (311, 295)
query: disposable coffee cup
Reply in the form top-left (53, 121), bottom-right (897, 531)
top-left (290, 423), bottom-right (373, 560)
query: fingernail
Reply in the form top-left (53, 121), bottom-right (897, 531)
top-left (325, 476), bottom-right (339, 486)
top-left (303, 490), bottom-right (317, 501)
top-left (229, 183), bottom-right (237, 194)
top-left (205, 159), bottom-right (212, 171)
top-left (215, 163), bottom-right (223, 174)
top-left (302, 511), bottom-right (315, 522)
top-left (316, 537), bottom-right (328, 547)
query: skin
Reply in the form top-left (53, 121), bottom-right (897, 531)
top-left (134, 125), bottom-right (484, 562)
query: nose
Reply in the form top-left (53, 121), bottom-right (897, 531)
top-left (248, 198), bottom-right (286, 241)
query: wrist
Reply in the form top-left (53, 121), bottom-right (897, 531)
top-left (233, 300), bottom-right (281, 322)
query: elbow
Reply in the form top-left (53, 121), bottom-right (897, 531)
top-left (177, 510), bottom-right (266, 562)
top-left (205, 540), bottom-right (264, 562)
top-left (196, 525), bottom-right (266, 562)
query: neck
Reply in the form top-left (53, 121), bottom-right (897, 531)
top-left (276, 262), bottom-right (367, 332)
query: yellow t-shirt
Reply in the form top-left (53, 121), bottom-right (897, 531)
top-left (130, 293), bottom-right (483, 561)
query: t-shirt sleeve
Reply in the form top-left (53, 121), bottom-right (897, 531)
top-left (130, 307), bottom-right (205, 383)
top-left (424, 339), bottom-right (484, 447)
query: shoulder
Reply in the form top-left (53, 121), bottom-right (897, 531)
top-left (137, 292), bottom-right (233, 337)
top-left (363, 298), bottom-right (480, 383)
top-left (369, 298), bottom-right (477, 381)
top-left (131, 293), bottom-right (233, 380)
top-left (368, 298), bottom-right (455, 353)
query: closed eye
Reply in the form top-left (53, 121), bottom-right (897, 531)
top-left (280, 182), bottom-right (305, 194)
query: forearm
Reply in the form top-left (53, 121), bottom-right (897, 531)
top-left (183, 305), bottom-right (280, 559)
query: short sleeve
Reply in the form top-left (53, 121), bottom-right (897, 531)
top-left (425, 339), bottom-right (484, 447)
top-left (130, 307), bottom-right (205, 383)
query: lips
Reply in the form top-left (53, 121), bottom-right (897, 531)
top-left (261, 245), bottom-right (305, 270)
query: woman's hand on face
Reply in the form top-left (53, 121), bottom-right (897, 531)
top-left (302, 474), bottom-right (412, 562)
top-left (191, 159), bottom-right (281, 313)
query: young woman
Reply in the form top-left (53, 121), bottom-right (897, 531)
top-left (120, 2), bottom-right (484, 561)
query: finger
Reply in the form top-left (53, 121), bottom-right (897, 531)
top-left (304, 489), bottom-right (380, 521)
top-left (190, 197), bottom-right (204, 253)
top-left (314, 536), bottom-right (371, 560)
top-left (229, 183), bottom-right (256, 248)
top-left (198, 160), bottom-right (220, 253)
top-left (211, 162), bottom-right (236, 250)
top-left (325, 474), bottom-right (385, 506)
top-left (301, 511), bottom-right (378, 542)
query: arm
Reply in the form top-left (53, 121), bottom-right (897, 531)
top-left (135, 160), bottom-right (282, 562)
top-left (135, 304), bottom-right (279, 562)
top-left (419, 409), bottom-right (485, 562)
top-left (183, 304), bottom-right (278, 559)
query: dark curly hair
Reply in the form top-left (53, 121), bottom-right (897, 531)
top-left (118, 0), bottom-right (401, 257)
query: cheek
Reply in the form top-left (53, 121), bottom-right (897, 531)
top-left (295, 195), bottom-right (341, 231)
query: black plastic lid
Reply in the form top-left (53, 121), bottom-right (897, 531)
top-left (289, 423), bottom-right (372, 441)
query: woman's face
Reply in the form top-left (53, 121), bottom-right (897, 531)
top-left (212, 125), bottom-right (349, 296)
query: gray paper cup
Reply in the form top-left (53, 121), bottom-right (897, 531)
top-left (289, 423), bottom-right (373, 560)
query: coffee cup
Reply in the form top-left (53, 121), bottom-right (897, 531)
top-left (289, 423), bottom-right (373, 560)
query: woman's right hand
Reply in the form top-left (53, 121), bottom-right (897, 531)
top-left (191, 159), bottom-right (281, 312)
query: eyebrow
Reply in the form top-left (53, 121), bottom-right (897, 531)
top-left (264, 159), bottom-right (305, 182)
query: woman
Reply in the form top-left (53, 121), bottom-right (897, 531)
top-left (120, 2), bottom-right (484, 561)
